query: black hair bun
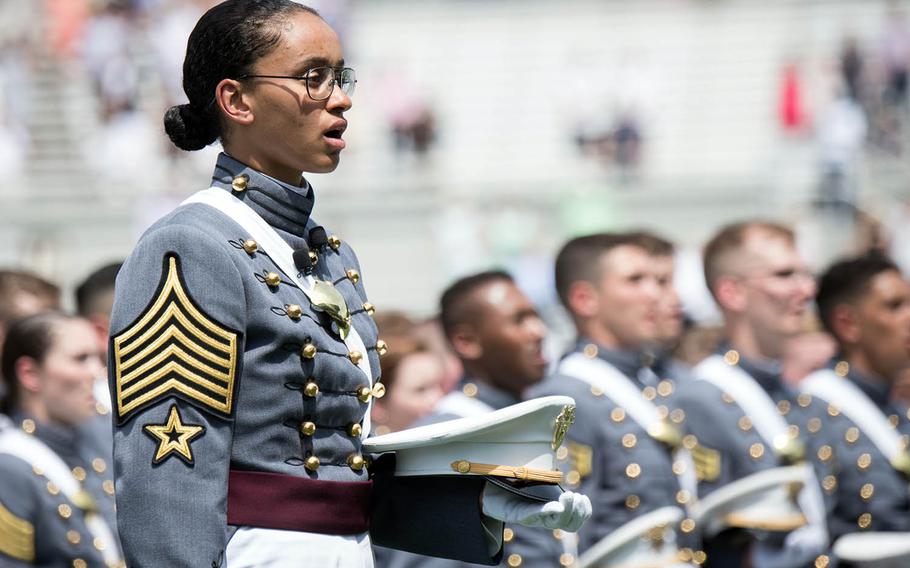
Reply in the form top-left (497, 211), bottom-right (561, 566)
top-left (163, 103), bottom-right (218, 151)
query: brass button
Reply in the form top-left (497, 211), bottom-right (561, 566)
top-left (611, 408), bottom-right (626, 423)
top-left (507, 554), bottom-right (522, 567)
top-left (590, 385), bottom-right (604, 397)
top-left (670, 409), bottom-right (686, 424)
top-left (232, 174), bottom-right (249, 192)
top-left (583, 344), bottom-right (598, 358)
top-left (723, 349), bottom-right (740, 366)
top-left (817, 445), bottom-right (833, 461)
top-left (808, 418), bottom-right (822, 433)
top-left (503, 528), bottom-right (514, 542)
top-left (676, 490), bottom-right (691, 504)
top-left (835, 361), bottom-right (850, 377)
top-left (242, 239), bottom-right (258, 254)
top-left (349, 351), bottom-right (363, 365)
top-left (566, 470), bottom-right (581, 485)
top-left (857, 453), bottom-right (872, 470)
top-left (303, 382), bottom-right (319, 398)
top-left (348, 454), bottom-right (366, 471)
top-left (301, 343), bottom-right (317, 359)
top-left (286, 304), bottom-right (302, 320)
top-left (348, 423), bottom-right (363, 437)
top-left (722, 392), bottom-right (735, 404)
top-left (92, 459), bottom-right (106, 473)
top-left (858, 513), bottom-right (872, 529)
top-left (308, 250), bottom-right (319, 266)
top-left (372, 383), bottom-right (386, 399)
top-left (93, 537), bottom-right (105, 551)
top-left (305, 456), bottom-right (320, 471)
top-left (625, 463), bottom-right (641, 479)
top-left (750, 443), bottom-right (765, 459)
top-left (299, 422), bottom-right (316, 436)
top-left (357, 386), bottom-right (372, 403)
top-left (72, 467), bottom-right (87, 481)
top-left (828, 405), bottom-right (841, 417)
top-left (95, 403), bottom-right (109, 416)
top-left (559, 553), bottom-right (574, 566)
top-left (103, 480), bottom-right (115, 496)
top-left (658, 380), bottom-right (674, 397)
top-left (815, 555), bottom-right (830, 568)
top-left (777, 400), bottom-right (791, 415)
top-left (58, 504), bottom-right (72, 519)
top-left (680, 518), bottom-right (696, 533)
top-left (860, 483), bottom-right (874, 501)
top-left (362, 302), bottom-right (375, 316)
top-left (693, 551), bottom-right (707, 565)
top-left (625, 494), bottom-right (640, 509)
top-left (738, 417), bottom-right (753, 431)
top-left (47, 482), bottom-right (60, 495)
top-left (556, 446), bottom-right (569, 460)
top-left (265, 272), bottom-right (281, 287)
top-left (67, 530), bottom-right (81, 544)
top-left (32, 465), bottom-right (44, 476)
top-left (822, 475), bottom-right (837, 493)
top-left (622, 434), bottom-right (637, 448)
top-left (346, 269), bottom-right (360, 284)
top-left (454, 460), bottom-right (471, 473)
top-left (463, 382), bottom-right (478, 397)
top-left (22, 419), bottom-right (35, 434)
top-left (552, 529), bottom-right (563, 540)
top-left (682, 435), bottom-right (698, 450)
top-left (328, 235), bottom-right (341, 250)
top-left (73, 560), bottom-right (87, 568)
top-left (376, 339), bottom-right (388, 356)
top-left (642, 386), bottom-right (657, 400)
top-left (890, 414), bottom-right (900, 428)
top-left (845, 427), bottom-right (860, 444)
top-left (673, 460), bottom-right (687, 475)
top-left (797, 393), bottom-right (812, 407)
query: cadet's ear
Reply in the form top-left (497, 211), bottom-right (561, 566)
top-left (449, 324), bottom-right (483, 361)
top-left (714, 275), bottom-right (746, 313)
top-left (215, 78), bottom-right (254, 128)
top-left (567, 281), bottom-right (599, 319)
top-left (830, 304), bottom-right (861, 345)
top-left (14, 356), bottom-right (42, 396)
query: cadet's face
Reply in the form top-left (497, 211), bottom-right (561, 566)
top-left (652, 255), bottom-right (683, 346)
top-left (383, 352), bottom-right (446, 432)
top-left (243, 12), bottom-right (351, 177)
top-left (855, 270), bottom-right (910, 379)
top-left (473, 281), bottom-right (549, 393)
top-left (40, 320), bottom-right (102, 426)
top-left (738, 235), bottom-right (815, 340)
top-left (594, 246), bottom-right (662, 348)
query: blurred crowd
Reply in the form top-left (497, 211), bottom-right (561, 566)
top-left (3, 214), bottom-right (910, 565)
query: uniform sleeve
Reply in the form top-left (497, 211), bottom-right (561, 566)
top-left (108, 224), bottom-right (246, 568)
top-left (0, 456), bottom-right (38, 567)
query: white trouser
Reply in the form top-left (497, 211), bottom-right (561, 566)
top-left (224, 527), bottom-right (373, 568)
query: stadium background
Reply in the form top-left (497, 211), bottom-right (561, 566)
top-left (1, 0), bottom-right (908, 333)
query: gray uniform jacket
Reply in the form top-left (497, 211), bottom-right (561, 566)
top-left (808, 361), bottom-right (910, 541)
top-left (375, 378), bottom-right (569, 568)
top-left (108, 153), bottom-right (498, 567)
top-left (0, 415), bottom-right (119, 567)
top-left (527, 340), bottom-right (694, 555)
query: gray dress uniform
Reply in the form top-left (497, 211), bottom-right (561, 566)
top-left (528, 340), bottom-right (699, 559)
top-left (375, 378), bottom-right (570, 568)
top-left (807, 361), bottom-right (910, 542)
top-left (0, 415), bottom-right (120, 567)
top-left (108, 153), bottom-right (500, 567)
top-left (679, 347), bottom-right (836, 567)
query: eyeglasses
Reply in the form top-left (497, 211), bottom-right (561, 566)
top-left (238, 66), bottom-right (356, 101)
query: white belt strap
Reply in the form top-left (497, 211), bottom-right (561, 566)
top-left (693, 354), bottom-right (829, 548)
top-left (0, 429), bottom-right (122, 565)
top-left (802, 370), bottom-right (904, 466)
top-left (182, 188), bottom-right (374, 438)
top-left (558, 353), bottom-right (697, 499)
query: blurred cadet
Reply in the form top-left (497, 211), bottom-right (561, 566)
top-left (0, 312), bottom-right (122, 566)
top-left (529, 233), bottom-right (703, 565)
top-left (377, 271), bottom-right (572, 567)
top-left (0, 270), bottom-right (60, 405)
top-left (799, 254), bottom-right (910, 565)
top-left (108, 1), bottom-right (589, 566)
top-left (684, 221), bottom-right (831, 567)
top-left (370, 313), bottom-right (446, 434)
top-left (75, 262), bottom-right (122, 415)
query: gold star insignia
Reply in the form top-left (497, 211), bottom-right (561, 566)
top-left (142, 405), bottom-right (205, 465)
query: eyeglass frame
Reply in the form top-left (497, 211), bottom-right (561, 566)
top-left (236, 66), bottom-right (357, 101)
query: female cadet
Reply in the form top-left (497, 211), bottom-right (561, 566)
top-left (0, 313), bottom-right (122, 566)
top-left (107, 2), bottom-right (589, 566)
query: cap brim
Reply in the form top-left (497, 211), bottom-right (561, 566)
top-left (484, 476), bottom-right (565, 503)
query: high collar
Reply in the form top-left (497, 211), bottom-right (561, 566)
top-left (833, 359), bottom-right (892, 409)
top-left (719, 343), bottom-right (786, 396)
top-left (11, 412), bottom-right (82, 465)
top-left (459, 376), bottom-right (521, 411)
top-left (571, 338), bottom-right (650, 383)
top-left (211, 152), bottom-right (316, 236)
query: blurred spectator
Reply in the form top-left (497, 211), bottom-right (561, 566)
top-left (75, 262), bottom-right (122, 413)
top-left (840, 36), bottom-right (865, 103)
top-left (412, 316), bottom-right (463, 393)
top-left (0, 270), bottom-right (61, 353)
top-left (881, 6), bottom-right (910, 107)
top-left (377, 71), bottom-right (438, 160)
top-left (370, 313), bottom-right (446, 434)
top-left (816, 92), bottom-right (867, 209)
top-left (0, 312), bottom-right (122, 565)
top-left (81, 0), bottom-right (137, 121)
top-left (778, 60), bottom-right (808, 133)
top-left (44, 0), bottom-right (90, 59)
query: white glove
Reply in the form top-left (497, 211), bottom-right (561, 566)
top-left (481, 482), bottom-right (592, 533)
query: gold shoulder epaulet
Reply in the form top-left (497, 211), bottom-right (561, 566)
top-left (0, 500), bottom-right (34, 562)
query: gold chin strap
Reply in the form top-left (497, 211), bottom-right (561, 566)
top-left (450, 460), bottom-right (563, 484)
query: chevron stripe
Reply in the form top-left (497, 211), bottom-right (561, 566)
top-left (0, 500), bottom-right (34, 562)
top-left (113, 255), bottom-right (240, 423)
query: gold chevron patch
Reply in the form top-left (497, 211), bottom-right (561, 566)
top-left (0, 500), bottom-right (34, 562)
top-left (113, 255), bottom-right (240, 423)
